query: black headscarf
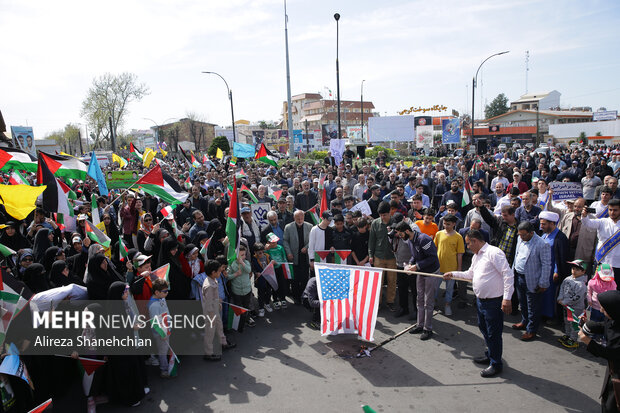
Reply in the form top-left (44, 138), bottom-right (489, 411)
top-left (157, 237), bottom-right (190, 300)
top-left (191, 230), bottom-right (209, 248)
top-left (42, 246), bottom-right (62, 274)
top-left (107, 281), bottom-right (127, 301)
top-left (600, 290), bottom-right (620, 322)
top-left (33, 229), bottom-right (53, 263)
top-left (23, 263), bottom-right (49, 293)
top-left (0, 222), bottom-right (31, 251)
top-left (86, 254), bottom-right (113, 300)
top-left (16, 248), bottom-right (34, 278)
top-left (48, 260), bottom-right (82, 288)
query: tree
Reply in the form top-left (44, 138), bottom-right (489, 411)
top-left (47, 124), bottom-right (82, 155)
top-left (163, 124), bottom-right (180, 153)
top-left (208, 136), bottom-right (231, 157)
top-left (484, 93), bottom-right (510, 119)
top-left (258, 120), bottom-right (277, 129)
top-left (80, 72), bottom-right (149, 149)
top-left (185, 112), bottom-right (208, 151)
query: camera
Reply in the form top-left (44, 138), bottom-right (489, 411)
top-left (387, 228), bottom-right (396, 240)
top-left (585, 207), bottom-right (596, 214)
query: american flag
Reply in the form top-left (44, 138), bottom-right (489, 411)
top-left (315, 264), bottom-right (383, 342)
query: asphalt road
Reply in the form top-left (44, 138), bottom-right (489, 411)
top-left (101, 295), bottom-right (605, 413)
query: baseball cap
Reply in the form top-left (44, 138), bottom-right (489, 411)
top-left (134, 254), bottom-right (152, 267)
top-left (596, 263), bottom-right (614, 282)
top-left (322, 210), bottom-right (333, 220)
top-left (266, 232), bottom-right (280, 243)
top-left (567, 259), bottom-right (586, 271)
top-left (72, 236), bottom-right (82, 244)
top-left (77, 214), bottom-right (88, 221)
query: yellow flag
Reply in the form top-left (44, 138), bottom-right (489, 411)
top-left (112, 154), bottom-right (127, 168)
top-left (216, 147), bottom-right (224, 160)
top-left (143, 148), bottom-right (156, 167)
top-left (0, 184), bottom-right (46, 220)
top-left (159, 148), bottom-right (168, 158)
top-left (60, 151), bottom-right (76, 158)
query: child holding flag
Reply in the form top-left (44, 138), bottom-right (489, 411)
top-left (227, 245), bottom-right (255, 328)
top-left (202, 259), bottom-right (234, 361)
top-left (251, 243), bottom-right (274, 317)
top-left (557, 260), bottom-right (588, 349)
top-left (149, 278), bottom-right (173, 378)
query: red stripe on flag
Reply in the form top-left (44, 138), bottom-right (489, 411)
top-left (329, 300), bottom-right (334, 333)
top-left (321, 301), bottom-right (327, 334)
top-left (364, 271), bottom-right (380, 341)
top-left (337, 300), bottom-right (342, 331)
top-left (358, 270), bottom-right (368, 338)
top-left (352, 270), bottom-right (359, 330)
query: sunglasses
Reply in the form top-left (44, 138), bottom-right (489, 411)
top-left (161, 289), bottom-right (169, 293)
top-left (22, 257), bottom-right (33, 262)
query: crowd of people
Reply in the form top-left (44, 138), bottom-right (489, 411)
top-left (2, 143), bottom-right (620, 411)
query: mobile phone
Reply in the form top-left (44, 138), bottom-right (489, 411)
top-left (585, 207), bottom-right (596, 214)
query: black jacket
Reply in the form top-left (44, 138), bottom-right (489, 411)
top-left (408, 232), bottom-right (440, 274)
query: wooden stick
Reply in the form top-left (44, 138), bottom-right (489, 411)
top-left (104, 183), bottom-right (138, 211)
top-left (315, 263), bottom-right (471, 283)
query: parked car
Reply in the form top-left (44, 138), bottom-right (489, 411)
top-left (512, 143), bottom-right (521, 149)
top-left (498, 144), bottom-right (507, 151)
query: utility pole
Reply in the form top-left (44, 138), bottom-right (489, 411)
top-left (361, 80), bottom-right (365, 144)
top-left (284, 0), bottom-right (294, 156)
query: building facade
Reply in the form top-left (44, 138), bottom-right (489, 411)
top-left (158, 118), bottom-right (217, 152)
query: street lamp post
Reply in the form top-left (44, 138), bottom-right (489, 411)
top-left (471, 51), bottom-right (509, 153)
top-left (334, 13), bottom-right (341, 140)
top-left (202, 71), bottom-right (236, 144)
top-left (361, 79), bottom-right (365, 143)
top-left (284, 0), bottom-right (294, 157)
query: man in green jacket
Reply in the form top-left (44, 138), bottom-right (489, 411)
top-left (369, 201), bottom-right (397, 311)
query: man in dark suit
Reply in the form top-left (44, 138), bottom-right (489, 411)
top-left (294, 180), bottom-right (318, 214)
top-left (283, 210), bottom-right (313, 304)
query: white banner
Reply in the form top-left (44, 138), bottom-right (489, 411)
top-left (415, 125), bottom-right (434, 148)
top-left (550, 181), bottom-right (583, 200)
top-left (350, 200), bottom-right (372, 216)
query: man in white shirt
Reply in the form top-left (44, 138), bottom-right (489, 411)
top-left (582, 198), bottom-right (620, 283)
top-left (444, 229), bottom-right (514, 378)
top-left (592, 187), bottom-right (612, 218)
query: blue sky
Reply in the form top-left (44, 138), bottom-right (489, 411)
top-left (2, 0), bottom-right (620, 138)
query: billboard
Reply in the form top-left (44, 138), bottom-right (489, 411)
top-left (252, 130), bottom-right (265, 146)
top-left (415, 125), bottom-right (434, 148)
top-left (106, 170), bottom-right (140, 189)
top-left (346, 126), bottom-right (368, 144)
top-left (10, 126), bottom-right (37, 156)
top-left (321, 124), bottom-right (338, 146)
top-left (368, 116), bottom-right (415, 143)
top-left (442, 118), bottom-right (460, 144)
top-left (593, 111), bottom-right (618, 121)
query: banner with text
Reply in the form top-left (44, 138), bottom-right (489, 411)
top-left (550, 181), bottom-right (583, 201)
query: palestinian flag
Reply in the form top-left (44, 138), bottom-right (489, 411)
top-left (8, 170), bottom-right (28, 185)
top-left (462, 179), bottom-right (472, 208)
top-left (318, 173), bottom-right (327, 190)
top-left (281, 263), bottom-right (294, 280)
top-left (306, 206), bottom-right (320, 225)
top-left (27, 398), bottom-right (52, 413)
top-left (37, 153), bottom-right (71, 216)
top-left (565, 306), bottom-right (584, 331)
top-left (225, 177), bottom-right (241, 264)
top-left (314, 251), bottom-right (330, 263)
top-left (77, 357), bottom-right (105, 396)
top-left (240, 184), bottom-right (259, 204)
top-left (130, 143), bottom-right (143, 161)
top-left (136, 165), bottom-right (189, 205)
top-left (226, 303), bottom-right (248, 331)
top-left (255, 143), bottom-right (278, 167)
top-left (259, 261), bottom-right (278, 291)
top-left (226, 183), bottom-right (234, 199)
top-left (268, 186), bottom-right (282, 202)
top-left (58, 179), bottom-right (77, 202)
top-left (168, 348), bottom-right (180, 377)
top-left (471, 158), bottom-right (483, 175)
top-left (229, 156), bottom-right (237, 166)
top-left (362, 406), bottom-right (377, 413)
top-left (150, 312), bottom-right (171, 338)
top-left (235, 168), bottom-right (247, 180)
top-left (119, 236), bottom-right (129, 261)
top-left (0, 243), bottom-right (16, 258)
top-left (200, 237), bottom-right (211, 257)
top-left (177, 145), bottom-right (192, 167)
top-left (151, 263), bottom-right (170, 282)
top-left (0, 148), bottom-right (37, 173)
top-left (334, 250), bottom-right (351, 264)
top-left (190, 153), bottom-right (201, 168)
top-left (0, 275), bottom-right (33, 346)
top-left (184, 176), bottom-right (191, 190)
top-left (319, 185), bottom-right (328, 217)
top-left (39, 152), bottom-right (88, 180)
top-left (84, 220), bottom-right (111, 248)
